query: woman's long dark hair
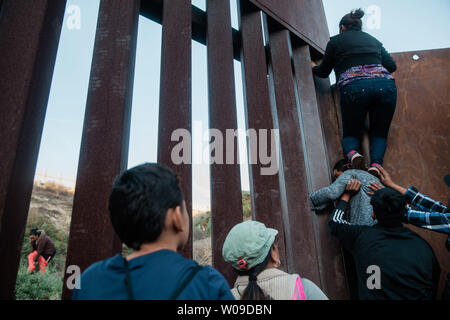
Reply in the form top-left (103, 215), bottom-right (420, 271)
top-left (238, 246), bottom-right (274, 300)
top-left (339, 9), bottom-right (365, 31)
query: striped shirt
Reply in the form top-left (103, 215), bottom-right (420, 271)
top-left (404, 186), bottom-right (449, 235)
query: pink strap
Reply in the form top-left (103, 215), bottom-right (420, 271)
top-left (292, 277), bottom-right (307, 300)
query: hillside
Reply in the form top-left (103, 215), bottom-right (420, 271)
top-left (22, 183), bottom-right (252, 270)
top-left (27, 182), bottom-right (74, 235)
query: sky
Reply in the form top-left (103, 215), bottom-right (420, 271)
top-left (35, 0), bottom-right (450, 210)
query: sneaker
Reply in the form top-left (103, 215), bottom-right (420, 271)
top-left (348, 151), bottom-right (367, 171)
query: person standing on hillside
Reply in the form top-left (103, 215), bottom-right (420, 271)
top-left (313, 9), bottom-right (397, 177)
top-left (28, 228), bottom-right (56, 275)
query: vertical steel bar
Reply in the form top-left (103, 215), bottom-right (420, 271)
top-left (292, 43), bottom-right (348, 299)
top-left (237, 0), bottom-right (287, 270)
top-left (206, 0), bottom-right (243, 285)
top-left (62, 0), bottom-right (140, 300)
top-left (266, 19), bottom-right (321, 285)
top-left (0, 0), bottom-right (66, 299)
top-left (157, 0), bottom-right (193, 258)
top-left (314, 80), bottom-right (343, 167)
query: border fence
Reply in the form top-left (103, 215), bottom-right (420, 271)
top-left (0, 0), bottom-right (448, 300)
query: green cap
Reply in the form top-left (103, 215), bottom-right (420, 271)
top-left (222, 220), bottom-right (278, 271)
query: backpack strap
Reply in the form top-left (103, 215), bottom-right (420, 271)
top-left (123, 257), bottom-right (135, 300)
top-left (170, 265), bottom-right (202, 300)
top-left (292, 277), bottom-right (307, 300)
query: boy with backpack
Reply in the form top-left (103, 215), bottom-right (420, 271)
top-left (72, 163), bottom-right (234, 300)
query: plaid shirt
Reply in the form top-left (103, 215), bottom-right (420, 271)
top-left (404, 186), bottom-right (450, 235)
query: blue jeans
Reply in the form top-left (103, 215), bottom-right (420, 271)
top-left (339, 78), bottom-right (397, 165)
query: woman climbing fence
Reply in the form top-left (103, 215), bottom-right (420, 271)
top-left (313, 8), bottom-right (397, 177)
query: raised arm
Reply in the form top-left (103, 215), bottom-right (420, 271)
top-left (405, 209), bottom-right (450, 235)
top-left (312, 40), bottom-right (336, 78)
top-left (404, 186), bottom-right (448, 214)
top-left (375, 165), bottom-right (447, 213)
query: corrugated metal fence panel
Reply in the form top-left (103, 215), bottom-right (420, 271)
top-left (0, 0), bottom-right (66, 299)
top-left (62, 0), bottom-right (140, 300)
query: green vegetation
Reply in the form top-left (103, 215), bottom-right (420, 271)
top-left (193, 191), bottom-right (252, 240)
top-left (15, 261), bottom-right (62, 300)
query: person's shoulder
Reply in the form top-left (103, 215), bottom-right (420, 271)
top-left (328, 34), bottom-right (341, 44)
top-left (360, 31), bottom-right (382, 43)
top-left (39, 233), bottom-right (51, 243)
top-left (402, 227), bottom-right (436, 248)
top-left (81, 254), bottom-right (122, 279)
top-left (197, 266), bottom-right (234, 299)
top-left (300, 277), bottom-right (323, 289)
top-left (348, 169), bottom-right (379, 181)
top-left (198, 265), bottom-right (227, 282)
top-left (300, 278), bottom-right (329, 300)
top-left (329, 34), bottom-right (339, 41)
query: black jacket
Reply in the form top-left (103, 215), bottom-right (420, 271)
top-left (313, 29), bottom-right (397, 81)
top-left (329, 200), bottom-right (440, 300)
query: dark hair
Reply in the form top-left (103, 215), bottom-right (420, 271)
top-left (370, 188), bottom-right (406, 227)
top-left (238, 246), bottom-right (274, 300)
top-left (333, 159), bottom-right (351, 173)
top-left (339, 9), bottom-right (365, 31)
top-left (108, 163), bottom-right (184, 250)
top-left (444, 174), bottom-right (450, 187)
top-left (29, 228), bottom-right (40, 236)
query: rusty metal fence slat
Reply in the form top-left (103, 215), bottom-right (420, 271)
top-left (62, 0), bottom-right (140, 300)
top-left (157, 0), bottom-right (193, 259)
top-left (266, 19), bottom-right (321, 285)
top-left (0, 0), bottom-right (67, 300)
top-left (206, 0), bottom-right (244, 286)
top-left (237, 0), bottom-right (288, 271)
top-left (292, 43), bottom-right (347, 299)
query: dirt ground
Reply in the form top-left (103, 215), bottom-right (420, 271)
top-left (28, 183), bottom-right (73, 234)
